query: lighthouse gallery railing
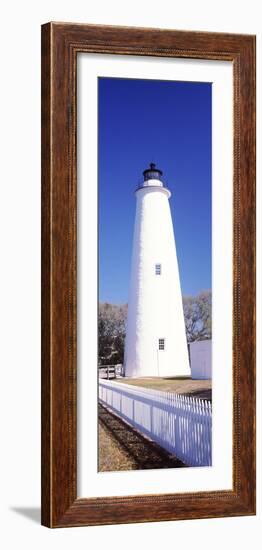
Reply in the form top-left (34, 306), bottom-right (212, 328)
top-left (99, 379), bottom-right (212, 467)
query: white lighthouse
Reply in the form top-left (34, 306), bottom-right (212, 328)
top-left (124, 163), bottom-right (190, 378)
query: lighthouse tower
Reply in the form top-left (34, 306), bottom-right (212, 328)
top-left (124, 163), bottom-right (190, 378)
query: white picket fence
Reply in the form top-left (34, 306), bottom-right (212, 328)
top-left (99, 379), bottom-right (212, 467)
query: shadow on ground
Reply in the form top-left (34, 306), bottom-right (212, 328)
top-left (183, 389), bottom-right (212, 401)
top-left (99, 403), bottom-right (186, 471)
top-left (11, 507), bottom-right (41, 524)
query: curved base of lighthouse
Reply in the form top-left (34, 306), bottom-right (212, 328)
top-left (124, 176), bottom-right (190, 379)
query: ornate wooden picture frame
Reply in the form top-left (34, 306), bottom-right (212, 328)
top-left (41, 22), bottom-right (256, 527)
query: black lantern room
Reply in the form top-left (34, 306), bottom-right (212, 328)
top-left (143, 163), bottom-right (163, 183)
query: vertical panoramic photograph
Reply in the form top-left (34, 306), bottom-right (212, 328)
top-left (98, 76), bottom-right (212, 472)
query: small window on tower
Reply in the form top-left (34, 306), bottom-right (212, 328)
top-left (155, 263), bottom-right (161, 275)
top-left (159, 338), bottom-right (165, 350)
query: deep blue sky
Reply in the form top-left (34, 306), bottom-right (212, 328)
top-left (98, 77), bottom-right (212, 305)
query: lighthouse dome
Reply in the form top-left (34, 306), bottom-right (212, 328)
top-left (143, 162), bottom-right (162, 181)
top-left (136, 162), bottom-right (171, 197)
top-left (142, 163), bottom-right (164, 188)
top-left (139, 162), bottom-right (170, 188)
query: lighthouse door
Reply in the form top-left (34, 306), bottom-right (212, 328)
top-left (157, 338), bottom-right (165, 377)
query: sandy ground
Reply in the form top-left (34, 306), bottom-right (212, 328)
top-left (98, 403), bottom-right (186, 472)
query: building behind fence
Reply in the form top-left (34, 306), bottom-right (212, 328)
top-left (99, 379), bottom-right (212, 467)
top-left (189, 340), bottom-right (212, 380)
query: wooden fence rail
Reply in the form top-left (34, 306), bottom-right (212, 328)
top-left (99, 379), bottom-right (212, 467)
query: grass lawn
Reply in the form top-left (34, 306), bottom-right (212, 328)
top-left (112, 376), bottom-right (212, 401)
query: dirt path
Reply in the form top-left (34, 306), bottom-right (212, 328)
top-left (98, 403), bottom-right (186, 472)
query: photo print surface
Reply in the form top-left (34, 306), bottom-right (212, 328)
top-left (98, 77), bottom-right (212, 472)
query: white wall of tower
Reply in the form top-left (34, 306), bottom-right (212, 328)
top-left (124, 181), bottom-right (190, 378)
